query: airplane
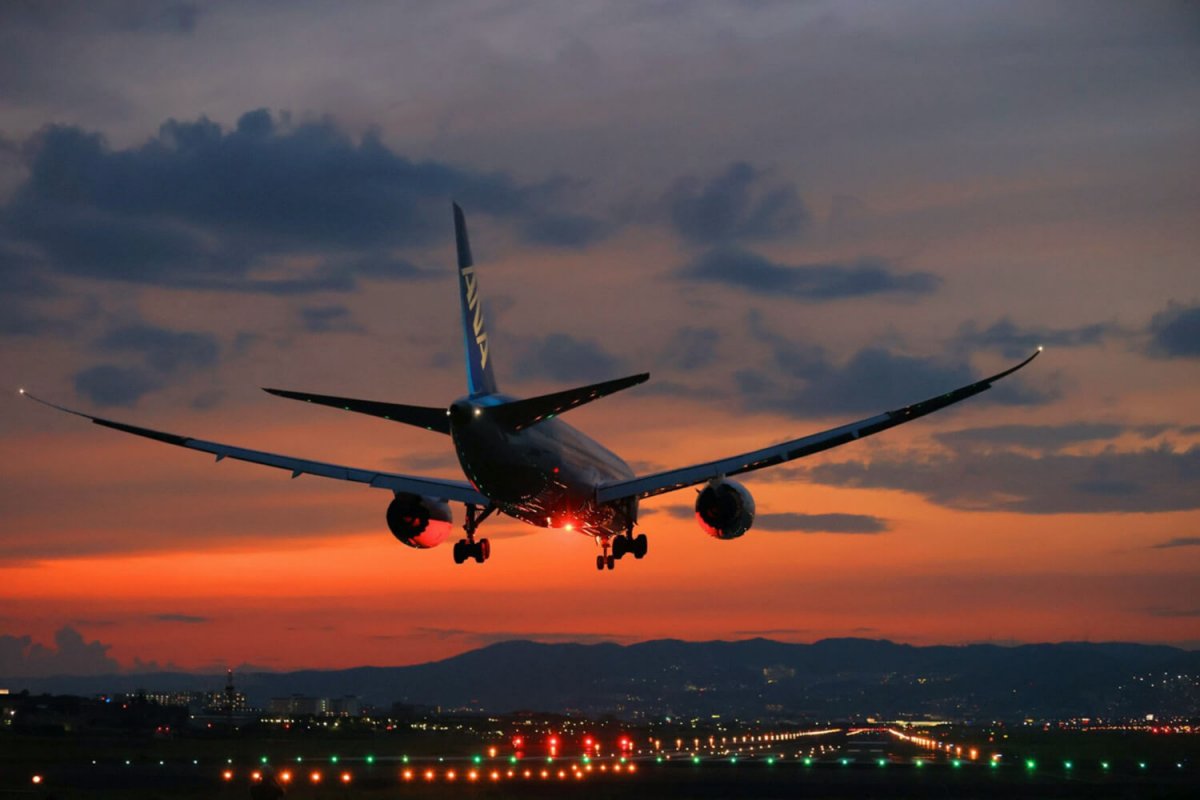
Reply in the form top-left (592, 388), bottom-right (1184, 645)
top-left (23, 203), bottom-right (1041, 571)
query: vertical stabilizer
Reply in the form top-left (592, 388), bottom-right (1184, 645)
top-left (454, 203), bottom-right (499, 397)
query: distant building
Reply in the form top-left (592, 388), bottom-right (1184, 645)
top-left (269, 695), bottom-right (330, 716)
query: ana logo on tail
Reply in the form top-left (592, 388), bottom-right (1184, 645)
top-left (460, 265), bottom-right (489, 370)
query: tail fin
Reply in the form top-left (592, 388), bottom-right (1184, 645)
top-left (454, 203), bottom-right (499, 397)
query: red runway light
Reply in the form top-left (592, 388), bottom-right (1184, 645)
top-left (221, 770), bottom-right (234, 781)
top-left (31, 776), bottom-right (43, 785)
top-left (340, 771), bottom-right (352, 784)
top-left (402, 769), bottom-right (414, 781)
top-left (279, 770), bottom-right (292, 783)
top-left (309, 770), bottom-right (322, 784)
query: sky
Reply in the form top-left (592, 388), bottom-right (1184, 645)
top-left (1, 0), bottom-right (1198, 678)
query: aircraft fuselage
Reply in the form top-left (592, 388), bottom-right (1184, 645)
top-left (449, 394), bottom-right (636, 538)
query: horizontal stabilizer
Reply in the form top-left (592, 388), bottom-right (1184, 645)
top-left (491, 373), bottom-right (649, 432)
top-left (264, 388), bottom-right (450, 434)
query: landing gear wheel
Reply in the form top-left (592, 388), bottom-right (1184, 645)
top-left (478, 538), bottom-right (490, 562)
top-left (596, 555), bottom-right (605, 571)
top-left (634, 533), bottom-right (648, 559)
top-left (453, 540), bottom-right (467, 564)
top-left (612, 536), bottom-right (627, 560)
top-left (606, 554), bottom-right (615, 570)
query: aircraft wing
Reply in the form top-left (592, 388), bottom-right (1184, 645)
top-left (22, 393), bottom-right (490, 506)
top-left (595, 349), bottom-right (1042, 504)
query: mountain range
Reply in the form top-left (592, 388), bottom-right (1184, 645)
top-left (7, 638), bottom-right (1198, 720)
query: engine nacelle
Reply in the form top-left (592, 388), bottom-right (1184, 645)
top-left (386, 492), bottom-right (453, 549)
top-left (695, 479), bottom-right (755, 540)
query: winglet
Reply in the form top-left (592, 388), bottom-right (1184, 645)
top-left (454, 203), bottom-right (499, 397)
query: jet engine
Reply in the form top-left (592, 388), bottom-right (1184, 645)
top-left (695, 479), bottom-right (755, 540)
top-left (386, 492), bottom-right (453, 548)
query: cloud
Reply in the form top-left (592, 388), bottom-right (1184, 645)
top-left (1144, 608), bottom-right (1200, 618)
top-left (681, 247), bottom-right (940, 301)
top-left (74, 364), bottom-right (163, 407)
top-left (933, 423), bottom-right (1130, 452)
top-left (0, 626), bottom-right (118, 677)
top-left (738, 344), bottom-right (1051, 418)
top-left (514, 333), bottom-right (627, 384)
top-left (413, 627), bottom-right (631, 647)
top-left (660, 506), bottom-right (886, 534)
top-left (299, 305), bottom-right (363, 334)
top-left (0, 111), bottom-right (605, 298)
top-left (804, 444), bottom-right (1200, 514)
top-left (754, 512), bottom-right (888, 534)
top-left (73, 322), bottom-right (220, 407)
top-left (657, 326), bottom-right (720, 371)
top-left (1147, 303), bottom-right (1200, 359)
top-left (1152, 537), bottom-right (1200, 550)
top-left (520, 213), bottom-right (612, 248)
top-left (151, 613), bottom-right (210, 624)
top-left (665, 162), bottom-right (809, 244)
top-left (955, 317), bottom-right (1122, 359)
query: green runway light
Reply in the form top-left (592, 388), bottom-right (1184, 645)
top-left (656, 756), bottom-right (663, 764)
top-left (1064, 761), bottom-right (1073, 770)
top-left (330, 756), bottom-right (338, 764)
top-left (952, 759), bottom-right (961, 768)
top-left (1101, 761), bottom-right (1109, 770)
top-left (877, 759), bottom-right (886, 767)
top-left (366, 755), bottom-right (374, 765)
top-left (472, 755), bottom-right (482, 765)
top-left (768, 757), bottom-right (776, 765)
top-left (803, 757), bottom-right (813, 766)
top-left (582, 756), bottom-right (591, 764)
top-left (841, 758), bottom-right (849, 766)
top-left (1138, 762), bottom-right (1147, 770)
top-left (226, 759), bottom-right (233, 765)
top-left (730, 757), bottom-right (738, 764)
top-left (509, 756), bottom-right (517, 765)
top-left (692, 756), bottom-right (701, 765)
top-left (1026, 759), bottom-right (1036, 770)
top-left (125, 760), bottom-right (132, 766)
top-left (296, 757), bottom-right (302, 763)
top-left (402, 756), bottom-right (409, 764)
top-left (914, 759), bottom-right (924, 768)
top-left (990, 760), bottom-right (999, 769)
top-left (260, 756), bottom-right (268, 764)
top-left (620, 757), bottom-right (627, 764)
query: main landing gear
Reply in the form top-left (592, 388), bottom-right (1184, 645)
top-left (595, 528), bottom-right (648, 571)
top-left (453, 503), bottom-right (494, 565)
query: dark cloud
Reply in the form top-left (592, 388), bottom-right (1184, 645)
top-left (514, 333), bottom-right (627, 384)
top-left (805, 444), bottom-right (1200, 514)
top-left (738, 344), bottom-right (1051, 418)
top-left (657, 326), bottom-right (720, 371)
top-left (413, 627), bottom-right (629, 646)
top-left (1152, 537), bottom-right (1200, 550)
top-left (151, 613), bottom-right (209, 624)
top-left (0, 626), bottom-right (118, 677)
top-left (299, 305), bottom-right (363, 334)
top-left (934, 423), bottom-right (1130, 452)
top-left (74, 364), bottom-right (163, 407)
top-left (656, 505), bottom-right (885, 534)
top-left (73, 322), bottom-right (221, 407)
top-left (520, 214), bottom-right (612, 248)
top-left (0, 111), bottom-right (602, 296)
top-left (96, 323), bottom-right (219, 373)
top-left (955, 317), bottom-right (1124, 359)
top-left (0, 1), bottom-right (202, 36)
top-left (666, 162), bottom-right (808, 244)
top-left (1147, 303), bottom-right (1200, 359)
top-left (681, 247), bottom-right (940, 301)
top-left (754, 512), bottom-right (888, 534)
top-left (1145, 608), bottom-right (1200, 618)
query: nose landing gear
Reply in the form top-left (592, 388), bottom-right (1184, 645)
top-left (453, 503), bottom-right (494, 565)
